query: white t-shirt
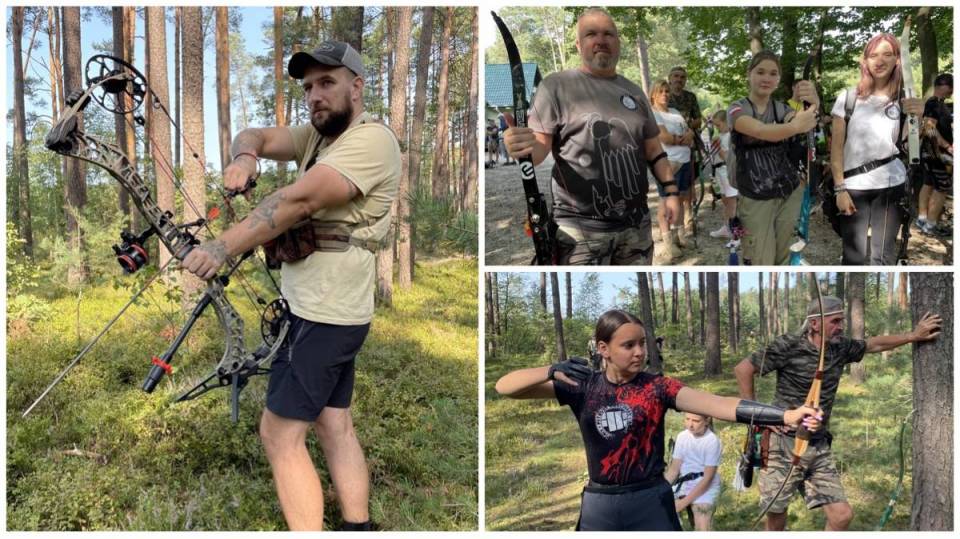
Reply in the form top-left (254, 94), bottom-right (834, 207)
top-left (715, 132), bottom-right (737, 197)
top-left (830, 90), bottom-right (907, 190)
top-left (672, 428), bottom-right (722, 505)
top-left (654, 108), bottom-right (691, 164)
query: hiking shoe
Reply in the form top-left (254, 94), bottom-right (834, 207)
top-left (710, 225), bottom-right (732, 239)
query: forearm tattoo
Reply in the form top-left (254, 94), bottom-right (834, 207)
top-left (247, 190), bottom-right (286, 230)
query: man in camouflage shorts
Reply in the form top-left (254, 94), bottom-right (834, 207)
top-left (733, 296), bottom-right (942, 530)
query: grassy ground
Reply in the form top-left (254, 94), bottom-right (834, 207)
top-left (485, 342), bottom-right (914, 531)
top-left (7, 258), bottom-right (478, 531)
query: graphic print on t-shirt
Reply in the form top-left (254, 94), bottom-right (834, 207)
top-left (594, 403), bottom-right (634, 439)
top-left (594, 384), bottom-right (660, 483)
top-left (584, 112), bottom-right (645, 220)
top-left (557, 372), bottom-right (684, 485)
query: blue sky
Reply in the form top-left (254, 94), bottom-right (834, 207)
top-left (7, 7), bottom-right (273, 170)
top-left (499, 272), bottom-right (767, 309)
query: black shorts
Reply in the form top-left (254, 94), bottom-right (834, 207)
top-left (265, 314), bottom-right (370, 421)
top-left (922, 157), bottom-right (952, 193)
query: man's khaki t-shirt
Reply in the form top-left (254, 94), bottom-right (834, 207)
top-left (284, 112), bottom-right (400, 325)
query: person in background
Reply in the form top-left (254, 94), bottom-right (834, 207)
top-left (664, 412), bottom-right (722, 530)
top-left (917, 72), bottom-right (953, 237)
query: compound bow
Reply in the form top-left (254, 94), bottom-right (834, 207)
top-left (24, 54), bottom-right (290, 423)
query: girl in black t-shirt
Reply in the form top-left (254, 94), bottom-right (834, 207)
top-left (495, 309), bottom-right (821, 531)
top-left (727, 50), bottom-right (819, 265)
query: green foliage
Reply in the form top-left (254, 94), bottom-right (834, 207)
top-left (573, 273), bottom-right (603, 321)
top-left (487, 6), bottom-right (953, 111)
top-left (409, 184), bottom-right (478, 257)
top-left (7, 223), bottom-right (41, 295)
top-left (7, 259), bottom-right (477, 530)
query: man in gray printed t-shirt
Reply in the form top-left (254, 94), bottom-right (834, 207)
top-left (502, 8), bottom-right (680, 265)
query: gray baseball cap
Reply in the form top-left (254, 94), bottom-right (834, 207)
top-left (288, 41), bottom-right (365, 79)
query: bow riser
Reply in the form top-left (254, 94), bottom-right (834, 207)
top-left (492, 11), bottom-right (555, 265)
top-left (900, 17), bottom-right (920, 164)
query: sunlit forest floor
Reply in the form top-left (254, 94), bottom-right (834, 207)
top-left (8, 258), bottom-right (478, 531)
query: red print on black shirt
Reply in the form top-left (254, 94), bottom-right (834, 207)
top-left (556, 371), bottom-right (684, 485)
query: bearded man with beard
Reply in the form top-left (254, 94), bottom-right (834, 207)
top-left (182, 41), bottom-right (400, 531)
top-left (733, 296), bottom-right (941, 531)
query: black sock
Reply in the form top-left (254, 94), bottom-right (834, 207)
top-left (340, 521), bottom-right (372, 531)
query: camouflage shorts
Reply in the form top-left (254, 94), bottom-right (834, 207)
top-left (757, 431), bottom-right (847, 512)
top-left (555, 221), bottom-right (653, 265)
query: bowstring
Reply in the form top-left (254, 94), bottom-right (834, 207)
top-left (102, 54), bottom-right (284, 304)
top-left (103, 54), bottom-right (283, 298)
top-left (120, 110), bottom-right (266, 314)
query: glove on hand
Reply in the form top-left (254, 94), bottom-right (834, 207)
top-left (548, 356), bottom-right (592, 384)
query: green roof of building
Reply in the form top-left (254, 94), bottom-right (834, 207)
top-left (484, 63), bottom-right (542, 108)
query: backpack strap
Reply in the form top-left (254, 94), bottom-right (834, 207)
top-left (843, 87), bottom-right (857, 130)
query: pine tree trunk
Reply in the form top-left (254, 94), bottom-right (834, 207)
top-left (909, 272), bottom-right (953, 530)
top-left (393, 7), bottom-right (414, 290)
top-left (847, 273), bottom-right (866, 384)
top-left (551, 272), bottom-right (566, 361)
top-left (273, 7), bottom-right (287, 184)
top-left (462, 9), bottom-right (479, 211)
top-left (638, 273), bottom-right (661, 373)
top-left (430, 7), bottom-right (454, 200)
top-left (408, 7), bottom-right (434, 190)
top-left (491, 272), bottom-right (500, 337)
top-left (180, 6), bottom-right (206, 298)
top-left (215, 7), bottom-right (232, 172)
top-left (698, 272), bottom-right (705, 345)
top-left (11, 7), bottom-right (34, 257)
top-left (671, 272), bottom-right (679, 324)
top-left (728, 272), bottom-right (739, 353)
top-left (783, 272), bottom-right (790, 333)
top-left (486, 273), bottom-right (497, 357)
top-left (684, 272), bottom-right (693, 341)
top-left (704, 273), bottom-right (721, 376)
top-left (147, 7), bottom-right (175, 270)
top-left (110, 7), bottom-right (131, 229)
top-left (565, 272), bottom-right (572, 318)
top-left (539, 273), bottom-right (547, 311)
top-left (61, 6), bottom-right (87, 284)
top-left (759, 272), bottom-right (766, 339)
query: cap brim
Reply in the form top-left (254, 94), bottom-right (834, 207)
top-left (287, 51), bottom-right (343, 79)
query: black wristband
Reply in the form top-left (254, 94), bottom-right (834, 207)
top-left (647, 151), bottom-right (668, 169)
top-left (735, 399), bottom-right (786, 426)
top-left (662, 191), bottom-right (680, 198)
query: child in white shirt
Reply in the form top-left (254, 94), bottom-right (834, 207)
top-left (665, 412), bottom-right (722, 530)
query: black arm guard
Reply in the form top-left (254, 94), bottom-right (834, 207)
top-left (647, 151), bottom-right (668, 171)
top-left (735, 399), bottom-right (786, 426)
